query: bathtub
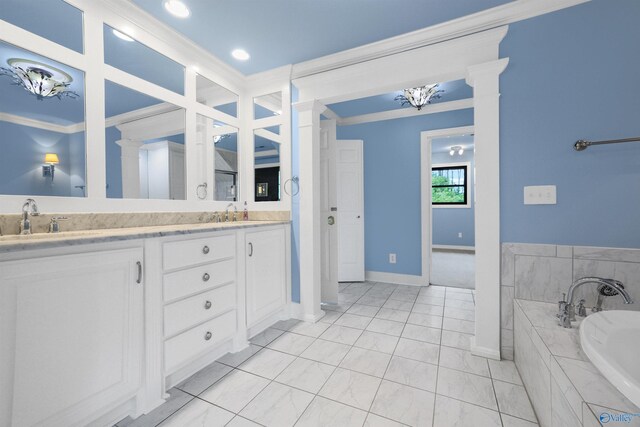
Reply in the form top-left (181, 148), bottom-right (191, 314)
top-left (580, 310), bottom-right (640, 409)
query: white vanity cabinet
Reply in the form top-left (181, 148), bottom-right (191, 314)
top-left (245, 226), bottom-right (287, 328)
top-left (0, 247), bottom-right (144, 427)
top-left (161, 233), bottom-right (238, 375)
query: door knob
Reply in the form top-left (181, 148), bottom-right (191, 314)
top-left (327, 216), bottom-right (335, 225)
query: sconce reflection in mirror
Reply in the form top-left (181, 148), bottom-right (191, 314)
top-left (256, 183), bottom-right (268, 197)
top-left (0, 58), bottom-right (79, 101)
top-left (43, 153), bottom-right (59, 181)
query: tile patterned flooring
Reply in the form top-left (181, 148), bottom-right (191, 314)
top-left (117, 282), bottom-right (538, 427)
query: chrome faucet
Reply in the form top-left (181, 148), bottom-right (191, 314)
top-left (19, 198), bottom-right (40, 235)
top-left (225, 203), bottom-right (237, 222)
top-left (557, 277), bottom-right (633, 328)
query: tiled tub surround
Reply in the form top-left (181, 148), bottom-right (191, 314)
top-left (501, 243), bottom-right (640, 360)
top-left (0, 210), bottom-right (290, 236)
top-left (118, 283), bottom-right (538, 427)
top-left (514, 299), bottom-right (640, 427)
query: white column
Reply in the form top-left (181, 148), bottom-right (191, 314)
top-left (294, 100), bottom-right (326, 322)
top-left (466, 58), bottom-right (509, 360)
top-left (116, 139), bottom-right (143, 199)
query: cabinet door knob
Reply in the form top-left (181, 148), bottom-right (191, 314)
top-left (203, 273), bottom-right (210, 282)
top-left (202, 245), bottom-right (210, 254)
top-left (204, 331), bottom-right (212, 341)
top-left (204, 300), bottom-right (212, 310)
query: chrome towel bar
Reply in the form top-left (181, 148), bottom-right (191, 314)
top-left (574, 136), bottom-right (640, 151)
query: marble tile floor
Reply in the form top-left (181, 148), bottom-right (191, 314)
top-left (116, 282), bottom-right (537, 427)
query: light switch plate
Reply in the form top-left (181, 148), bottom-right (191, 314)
top-left (524, 185), bottom-right (557, 205)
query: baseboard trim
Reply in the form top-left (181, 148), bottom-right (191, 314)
top-left (432, 245), bottom-right (475, 252)
top-left (365, 271), bottom-right (427, 287)
top-left (470, 338), bottom-right (501, 360)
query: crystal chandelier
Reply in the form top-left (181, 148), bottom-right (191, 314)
top-left (0, 58), bottom-right (79, 101)
top-left (395, 84), bottom-right (443, 110)
top-left (213, 134), bottom-right (230, 145)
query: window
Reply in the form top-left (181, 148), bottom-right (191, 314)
top-left (432, 165), bottom-right (468, 205)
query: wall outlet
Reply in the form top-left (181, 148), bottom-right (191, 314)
top-left (458, 232), bottom-right (463, 238)
top-left (389, 253), bottom-right (397, 264)
top-left (524, 185), bottom-right (557, 205)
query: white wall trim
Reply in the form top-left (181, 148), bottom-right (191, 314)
top-left (291, 0), bottom-right (589, 79)
top-left (432, 245), bottom-right (475, 252)
top-left (365, 271), bottom-right (427, 287)
top-left (0, 113), bottom-right (75, 134)
top-left (470, 337), bottom-right (501, 360)
top-left (338, 98), bottom-right (473, 127)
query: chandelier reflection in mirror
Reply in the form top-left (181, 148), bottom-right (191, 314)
top-left (395, 84), bottom-right (443, 111)
top-left (0, 58), bottom-right (79, 101)
top-left (213, 134), bottom-right (230, 145)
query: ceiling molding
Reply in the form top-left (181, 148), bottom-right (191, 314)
top-left (337, 98), bottom-right (474, 126)
top-left (321, 107), bottom-right (341, 121)
top-left (0, 112), bottom-right (76, 134)
top-left (290, 0), bottom-right (590, 79)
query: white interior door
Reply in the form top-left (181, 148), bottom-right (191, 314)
top-left (337, 140), bottom-right (365, 282)
top-left (320, 120), bottom-right (339, 304)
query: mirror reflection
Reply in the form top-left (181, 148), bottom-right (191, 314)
top-left (105, 81), bottom-right (185, 200)
top-left (103, 24), bottom-right (185, 95)
top-left (196, 74), bottom-right (238, 118)
top-left (0, 0), bottom-right (84, 53)
top-left (0, 41), bottom-right (86, 197)
top-left (254, 127), bottom-right (281, 202)
top-left (196, 114), bottom-right (239, 201)
top-left (254, 92), bottom-right (282, 119)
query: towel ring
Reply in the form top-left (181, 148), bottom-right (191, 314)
top-left (196, 182), bottom-right (208, 199)
top-left (283, 176), bottom-right (299, 196)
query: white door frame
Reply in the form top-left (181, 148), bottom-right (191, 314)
top-left (421, 125), bottom-right (475, 287)
top-left (294, 26), bottom-right (509, 359)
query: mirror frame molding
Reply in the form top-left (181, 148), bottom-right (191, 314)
top-left (0, 0), bottom-right (291, 213)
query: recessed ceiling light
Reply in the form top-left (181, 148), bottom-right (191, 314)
top-left (231, 49), bottom-right (250, 61)
top-left (164, 0), bottom-right (190, 18)
top-left (112, 29), bottom-right (134, 42)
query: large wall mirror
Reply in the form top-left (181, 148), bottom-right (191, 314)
top-left (254, 92), bottom-right (282, 119)
top-left (105, 81), bottom-right (186, 200)
top-left (0, 0), bottom-right (84, 53)
top-left (196, 74), bottom-right (238, 118)
top-left (0, 40), bottom-right (87, 197)
top-left (196, 114), bottom-right (239, 201)
top-left (254, 126), bottom-right (281, 202)
top-left (103, 24), bottom-right (185, 95)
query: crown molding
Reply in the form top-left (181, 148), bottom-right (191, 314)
top-left (290, 0), bottom-right (590, 79)
top-left (338, 98), bottom-right (474, 127)
top-left (0, 112), bottom-right (76, 134)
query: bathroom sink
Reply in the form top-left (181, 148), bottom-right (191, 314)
top-left (580, 310), bottom-right (640, 408)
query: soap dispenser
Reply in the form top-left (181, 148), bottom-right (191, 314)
top-left (243, 201), bottom-right (249, 221)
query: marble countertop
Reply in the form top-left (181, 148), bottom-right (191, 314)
top-left (0, 220), bottom-right (290, 253)
top-left (514, 298), bottom-right (640, 422)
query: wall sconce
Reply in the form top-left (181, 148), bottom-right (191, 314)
top-left (43, 153), bottom-right (59, 180)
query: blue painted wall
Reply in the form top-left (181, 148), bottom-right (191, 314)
top-left (432, 150), bottom-right (475, 247)
top-left (500, 0), bottom-right (640, 248)
top-left (0, 121), bottom-right (85, 197)
top-left (106, 126), bottom-right (123, 199)
top-left (337, 110), bottom-right (474, 275)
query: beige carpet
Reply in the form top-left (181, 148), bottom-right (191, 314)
top-left (430, 249), bottom-right (475, 289)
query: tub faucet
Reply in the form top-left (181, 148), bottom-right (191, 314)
top-left (225, 203), bottom-right (237, 222)
top-left (20, 198), bottom-right (40, 235)
top-left (557, 277), bottom-right (633, 328)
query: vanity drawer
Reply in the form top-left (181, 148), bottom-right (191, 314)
top-left (163, 234), bottom-right (235, 271)
top-left (164, 310), bottom-right (236, 372)
top-left (164, 258), bottom-right (236, 302)
top-left (164, 283), bottom-right (236, 337)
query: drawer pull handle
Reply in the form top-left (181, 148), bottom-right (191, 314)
top-left (203, 273), bottom-right (210, 282)
top-left (248, 242), bottom-right (253, 257)
top-left (136, 261), bottom-right (142, 284)
top-left (204, 300), bottom-right (212, 310)
top-left (202, 245), bottom-right (210, 254)
top-left (204, 331), bottom-right (212, 341)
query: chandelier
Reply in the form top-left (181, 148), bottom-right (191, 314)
top-left (395, 84), bottom-right (443, 110)
top-left (213, 134), bottom-right (230, 145)
top-left (0, 58), bottom-right (79, 101)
